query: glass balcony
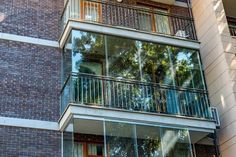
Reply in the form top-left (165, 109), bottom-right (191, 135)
top-left (61, 30), bottom-right (211, 119)
top-left (61, 0), bottom-right (197, 40)
top-left (63, 118), bottom-right (217, 157)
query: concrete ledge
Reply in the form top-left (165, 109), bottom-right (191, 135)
top-left (0, 32), bottom-right (59, 48)
top-left (0, 116), bottom-right (58, 131)
top-left (59, 104), bottom-right (216, 132)
top-left (59, 20), bottom-right (200, 50)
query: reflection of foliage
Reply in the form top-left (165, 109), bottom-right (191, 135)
top-left (71, 30), bottom-right (204, 89)
top-left (138, 136), bottom-right (162, 157)
top-left (140, 43), bottom-right (171, 84)
top-left (107, 36), bottom-right (139, 79)
top-left (69, 31), bottom-right (205, 114)
top-left (177, 130), bottom-right (188, 141)
top-left (73, 32), bottom-right (104, 55)
top-left (171, 47), bottom-right (203, 89)
top-left (106, 123), bottom-right (136, 157)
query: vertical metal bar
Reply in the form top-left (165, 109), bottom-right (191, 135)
top-left (120, 82), bottom-right (123, 109)
top-left (101, 79), bottom-right (104, 106)
top-left (103, 121), bottom-right (108, 157)
top-left (112, 81), bottom-right (115, 108)
top-left (81, 76), bottom-right (84, 104)
top-left (133, 125), bottom-right (139, 157)
top-left (93, 78), bottom-right (95, 104)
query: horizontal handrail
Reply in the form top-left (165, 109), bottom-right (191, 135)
top-left (63, 72), bottom-right (208, 94)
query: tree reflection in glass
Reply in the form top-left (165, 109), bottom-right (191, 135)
top-left (71, 30), bottom-right (105, 105)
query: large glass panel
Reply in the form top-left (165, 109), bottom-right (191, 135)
top-left (171, 47), bottom-right (204, 89)
top-left (73, 119), bottom-right (104, 157)
top-left (106, 35), bottom-right (140, 80)
top-left (63, 33), bottom-right (72, 82)
top-left (136, 125), bottom-right (162, 157)
top-left (140, 43), bottom-right (173, 85)
top-left (71, 30), bottom-right (105, 105)
top-left (105, 121), bottom-right (138, 157)
top-left (162, 128), bottom-right (192, 157)
top-left (63, 119), bottom-right (74, 157)
top-left (72, 30), bottom-right (105, 75)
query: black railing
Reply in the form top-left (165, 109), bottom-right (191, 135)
top-left (61, 0), bottom-right (197, 40)
top-left (229, 25), bottom-right (236, 36)
top-left (61, 73), bottom-right (211, 119)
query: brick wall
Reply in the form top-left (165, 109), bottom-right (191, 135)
top-left (0, 126), bottom-right (61, 157)
top-left (0, 39), bottom-right (61, 121)
top-left (0, 0), bottom-right (64, 41)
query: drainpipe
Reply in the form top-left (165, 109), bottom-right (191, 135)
top-left (213, 131), bottom-right (221, 157)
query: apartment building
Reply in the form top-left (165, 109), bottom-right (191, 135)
top-left (0, 0), bottom-right (224, 157)
top-left (191, 0), bottom-right (236, 157)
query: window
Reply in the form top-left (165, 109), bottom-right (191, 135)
top-left (81, 0), bottom-right (102, 22)
top-left (154, 9), bottom-right (170, 34)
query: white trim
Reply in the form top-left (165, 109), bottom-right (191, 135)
top-left (0, 116), bottom-right (59, 131)
top-left (59, 104), bottom-right (216, 133)
top-left (59, 20), bottom-right (200, 50)
top-left (0, 32), bottom-right (59, 48)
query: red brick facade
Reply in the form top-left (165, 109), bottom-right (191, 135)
top-left (0, 39), bottom-right (61, 121)
top-left (0, 0), bottom-right (64, 40)
top-left (0, 126), bottom-right (61, 157)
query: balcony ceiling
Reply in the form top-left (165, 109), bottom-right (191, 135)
top-left (150, 0), bottom-right (175, 5)
top-left (222, 0), bottom-right (236, 17)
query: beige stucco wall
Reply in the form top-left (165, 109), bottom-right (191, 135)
top-left (191, 0), bottom-right (236, 156)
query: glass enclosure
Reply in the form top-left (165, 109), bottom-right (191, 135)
top-left (63, 30), bottom-right (205, 89)
top-left (61, 30), bottom-right (210, 119)
top-left (63, 118), bottom-right (193, 157)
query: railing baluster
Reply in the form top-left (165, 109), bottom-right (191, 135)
top-left (61, 0), bottom-right (197, 40)
top-left (61, 73), bottom-right (211, 119)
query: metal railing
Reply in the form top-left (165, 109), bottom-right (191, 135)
top-left (229, 25), bottom-right (236, 36)
top-left (61, 73), bottom-right (211, 119)
top-left (61, 0), bottom-right (197, 40)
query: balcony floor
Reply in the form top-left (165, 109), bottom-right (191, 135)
top-left (59, 103), bottom-right (216, 133)
top-left (59, 20), bottom-right (200, 49)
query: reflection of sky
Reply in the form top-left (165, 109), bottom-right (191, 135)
top-left (72, 30), bottom-right (96, 52)
top-left (72, 30), bottom-right (84, 73)
top-left (72, 52), bottom-right (82, 72)
top-left (177, 52), bottom-right (189, 61)
top-left (177, 51), bottom-right (194, 68)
